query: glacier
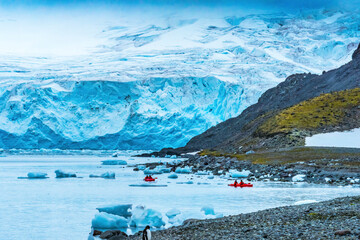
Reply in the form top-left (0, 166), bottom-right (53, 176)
top-left (0, 9), bottom-right (359, 150)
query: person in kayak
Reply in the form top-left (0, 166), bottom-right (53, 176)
top-left (240, 180), bottom-right (244, 185)
top-left (234, 180), bottom-right (238, 186)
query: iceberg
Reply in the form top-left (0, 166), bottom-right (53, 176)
top-left (91, 212), bottom-right (128, 229)
top-left (55, 170), bottom-right (76, 178)
top-left (165, 209), bottom-right (181, 219)
top-left (195, 171), bottom-right (210, 175)
top-left (143, 166), bottom-right (171, 175)
top-left (168, 173), bottom-right (178, 179)
top-left (97, 204), bottom-right (132, 218)
top-left (89, 172), bottom-right (115, 179)
top-left (201, 206), bottom-right (215, 215)
top-left (230, 170), bottom-right (251, 178)
top-left (292, 174), bottom-right (306, 182)
top-left (102, 160), bottom-right (127, 165)
top-left (27, 172), bottom-right (48, 179)
top-left (137, 165), bottom-right (146, 170)
top-left (130, 206), bottom-right (165, 228)
top-left (175, 166), bottom-right (192, 174)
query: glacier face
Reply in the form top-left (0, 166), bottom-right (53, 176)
top-left (0, 9), bottom-right (359, 150)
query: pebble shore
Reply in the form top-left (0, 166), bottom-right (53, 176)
top-left (127, 196), bottom-right (360, 240)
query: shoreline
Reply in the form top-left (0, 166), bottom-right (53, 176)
top-left (138, 147), bottom-right (360, 186)
top-left (127, 195), bottom-right (360, 239)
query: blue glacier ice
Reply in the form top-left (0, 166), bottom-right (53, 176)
top-left (129, 205), bottom-right (165, 228)
top-left (89, 172), bottom-right (116, 179)
top-left (102, 160), bottom-right (127, 165)
top-left (27, 172), bottom-right (48, 179)
top-left (201, 206), bottom-right (215, 215)
top-left (97, 204), bottom-right (132, 218)
top-left (175, 166), bottom-right (192, 174)
top-left (168, 173), bottom-right (178, 179)
top-left (91, 212), bottom-right (128, 229)
top-left (0, 9), bottom-right (359, 150)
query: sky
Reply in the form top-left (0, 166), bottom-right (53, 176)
top-left (0, 0), bottom-right (359, 57)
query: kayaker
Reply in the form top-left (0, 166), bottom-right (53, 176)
top-left (234, 180), bottom-right (238, 186)
top-left (240, 180), bottom-right (244, 185)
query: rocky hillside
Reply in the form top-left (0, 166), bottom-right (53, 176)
top-left (156, 44), bottom-right (360, 155)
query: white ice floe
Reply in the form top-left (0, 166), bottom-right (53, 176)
top-left (92, 212), bottom-right (128, 229)
top-left (27, 172), bottom-right (48, 179)
top-left (55, 170), bottom-right (76, 178)
top-left (201, 206), bottom-right (215, 215)
top-left (130, 206), bottom-right (165, 228)
top-left (229, 169), bottom-right (251, 178)
top-left (292, 174), bottom-right (306, 182)
top-left (97, 204), bottom-right (132, 218)
top-left (175, 166), bottom-right (192, 174)
top-left (89, 172), bottom-right (115, 179)
top-left (101, 160), bottom-right (127, 165)
top-left (168, 173), bottom-right (178, 179)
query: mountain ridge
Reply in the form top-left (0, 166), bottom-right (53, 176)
top-left (154, 43), bottom-right (360, 156)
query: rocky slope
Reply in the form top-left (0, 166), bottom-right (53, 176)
top-left (161, 44), bottom-right (360, 155)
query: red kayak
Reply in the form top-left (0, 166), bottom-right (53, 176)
top-left (228, 183), bottom-right (253, 187)
top-left (144, 178), bottom-right (156, 182)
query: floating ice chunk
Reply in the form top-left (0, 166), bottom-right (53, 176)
top-left (102, 160), bottom-right (127, 165)
top-left (143, 167), bottom-right (162, 175)
top-left (201, 206), bottom-right (215, 215)
top-left (171, 159), bottom-right (182, 165)
top-left (195, 171), bottom-right (209, 175)
top-left (27, 172), bottom-right (48, 179)
top-left (292, 174), bottom-right (306, 182)
top-left (129, 184), bottom-right (168, 187)
top-left (101, 172), bottom-right (115, 179)
top-left (175, 166), bottom-right (192, 174)
top-left (170, 155), bottom-right (177, 159)
top-left (89, 172), bottom-right (115, 179)
top-left (166, 208), bottom-right (181, 219)
top-left (325, 177), bottom-right (331, 183)
top-left (130, 206), bottom-right (165, 228)
top-left (168, 214), bottom-right (184, 226)
top-left (55, 170), bottom-right (76, 178)
top-left (97, 204), bottom-right (132, 218)
top-left (137, 165), bottom-right (146, 170)
top-left (168, 173), bottom-right (178, 179)
top-left (151, 155), bottom-right (156, 158)
top-left (92, 212), bottom-right (128, 229)
top-left (176, 181), bottom-right (193, 184)
top-left (230, 169), bottom-right (251, 178)
top-left (294, 200), bottom-right (318, 205)
top-left (165, 155), bottom-right (171, 158)
top-left (207, 175), bottom-right (214, 179)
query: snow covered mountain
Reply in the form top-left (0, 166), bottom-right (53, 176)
top-left (0, 9), bottom-right (359, 150)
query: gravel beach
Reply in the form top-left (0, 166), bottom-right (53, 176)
top-left (127, 195), bottom-right (360, 240)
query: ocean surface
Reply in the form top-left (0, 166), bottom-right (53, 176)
top-left (1, 151), bottom-right (359, 240)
